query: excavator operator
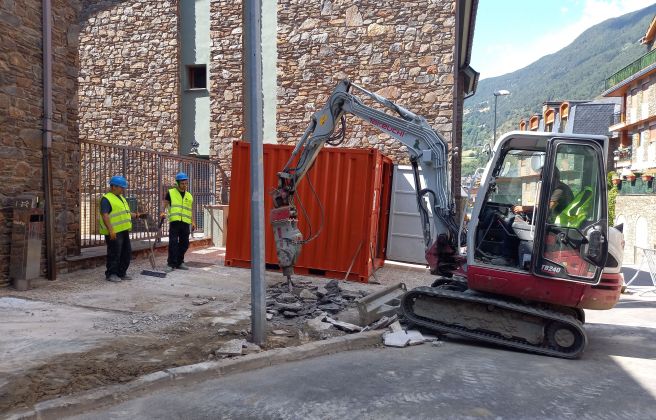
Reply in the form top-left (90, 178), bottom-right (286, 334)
top-left (512, 167), bottom-right (574, 222)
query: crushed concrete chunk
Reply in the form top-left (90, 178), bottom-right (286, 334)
top-left (299, 289), bottom-right (317, 300)
top-left (325, 316), bottom-right (362, 333)
top-left (383, 330), bottom-right (411, 347)
top-left (406, 330), bottom-right (427, 345)
top-left (243, 342), bottom-right (262, 354)
top-left (217, 328), bottom-right (230, 336)
top-left (266, 313), bottom-right (273, 321)
top-left (272, 329), bottom-right (290, 336)
top-left (388, 321), bottom-right (403, 333)
top-left (216, 339), bottom-right (245, 356)
top-left (276, 293), bottom-right (298, 303)
top-left (192, 299), bottom-right (210, 306)
top-left (276, 302), bottom-right (304, 312)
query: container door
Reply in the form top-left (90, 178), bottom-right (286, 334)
top-left (386, 165), bottom-right (429, 264)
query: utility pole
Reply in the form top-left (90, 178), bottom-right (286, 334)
top-left (242, 0), bottom-right (266, 345)
top-left (493, 89), bottom-right (510, 145)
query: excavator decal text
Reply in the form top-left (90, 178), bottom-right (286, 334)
top-left (370, 117), bottom-right (405, 138)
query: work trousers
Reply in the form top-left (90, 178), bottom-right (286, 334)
top-left (105, 230), bottom-right (132, 278)
top-left (168, 221), bottom-right (190, 268)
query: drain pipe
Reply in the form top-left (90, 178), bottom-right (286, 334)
top-left (42, 0), bottom-right (56, 280)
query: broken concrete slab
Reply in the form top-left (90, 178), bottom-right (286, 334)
top-left (243, 342), bottom-right (262, 355)
top-left (215, 339), bottom-right (246, 357)
top-left (388, 321), bottom-right (403, 333)
top-left (325, 317), bottom-right (362, 333)
top-left (299, 289), bottom-right (317, 300)
top-left (382, 330), bottom-right (411, 348)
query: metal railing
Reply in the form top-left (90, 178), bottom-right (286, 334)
top-left (80, 140), bottom-right (219, 248)
top-left (605, 48), bottom-right (656, 90)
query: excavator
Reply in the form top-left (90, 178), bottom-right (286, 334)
top-left (271, 80), bottom-right (624, 358)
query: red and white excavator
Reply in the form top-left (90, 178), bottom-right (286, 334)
top-left (271, 80), bottom-right (624, 358)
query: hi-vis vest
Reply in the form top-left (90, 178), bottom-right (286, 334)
top-left (168, 188), bottom-right (193, 224)
top-left (98, 193), bottom-right (132, 235)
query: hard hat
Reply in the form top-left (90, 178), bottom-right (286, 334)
top-left (175, 172), bottom-right (189, 182)
top-left (109, 175), bottom-right (128, 188)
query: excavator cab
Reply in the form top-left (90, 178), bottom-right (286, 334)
top-left (471, 132), bottom-right (609, 285)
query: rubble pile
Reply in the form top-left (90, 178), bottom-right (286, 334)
top-left (266, 279), bottom-right (366, 322)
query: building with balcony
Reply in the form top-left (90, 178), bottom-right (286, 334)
top-left (603, 14), bottom-right (656, 263)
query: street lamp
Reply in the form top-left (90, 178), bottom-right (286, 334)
top-left (493, 89), bottom-right (510, 144)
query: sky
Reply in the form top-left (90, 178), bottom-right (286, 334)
top-left (470, 0), bottom-right (656, 80)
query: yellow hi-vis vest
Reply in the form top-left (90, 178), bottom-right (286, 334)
top-left (98, 193), bottom-right (132, 235)
top-left (168, 188), bottom-right (193, 224)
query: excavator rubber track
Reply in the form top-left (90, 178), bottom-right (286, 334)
top-left (400, 287), bottom-right (587, 359)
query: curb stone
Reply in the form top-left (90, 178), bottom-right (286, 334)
top-left (6, 330), bottom-right (384, 419)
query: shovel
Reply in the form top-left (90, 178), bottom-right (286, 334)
top-left (141, 215), bottom-right (167, 278)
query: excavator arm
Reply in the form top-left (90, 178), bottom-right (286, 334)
top-left (272, 80), bottom-right (461, 282)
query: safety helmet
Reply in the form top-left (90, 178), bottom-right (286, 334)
top-left (175, 172), bottom-right (189, 182)
top-left (109, 175), bottom-right (128, 188)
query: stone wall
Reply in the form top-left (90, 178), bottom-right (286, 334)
top-left (0, 0), bottom-right (81, 283)
top-left (209, 0), bottom-right (457, 185)
top-left (615, 195), bottom-right (656, 265)
top-left (209, 0), bottom-right (243, 188)
top-left (78, 0), bottom-right (179, 152)
top-left (276, 0), bottom-right (456, 163)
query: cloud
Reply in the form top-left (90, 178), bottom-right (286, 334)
top-left (476, 0), bottom-right (655, 79)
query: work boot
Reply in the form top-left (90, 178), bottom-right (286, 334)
top-left (164, 265), bottom-right (175, 273)
top-left (106, 274), bottom-right (121, 283)
top-left (120, 275), bottom-right (133, 281)
top-left (177, 263), bottom-right (190, 270)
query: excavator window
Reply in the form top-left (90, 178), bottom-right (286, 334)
top-left (538, 143), bottom-right (605, 281)
top-left (475, 149), bottom-right (545, 269)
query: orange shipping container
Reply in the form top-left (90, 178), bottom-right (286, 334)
top-left (225, 141), bottom-right (393, 283)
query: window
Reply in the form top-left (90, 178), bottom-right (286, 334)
top-left (187, 65), bottom-right (207, 90)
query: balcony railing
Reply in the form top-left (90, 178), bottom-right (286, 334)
top-left (605, 48), bottom-right (656, 90)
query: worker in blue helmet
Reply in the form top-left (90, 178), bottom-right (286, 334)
top-left (161, 172), bottom-right (196, 272)
top-left (99, 175), bottom-right (145, 282)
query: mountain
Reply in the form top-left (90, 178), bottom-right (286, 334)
top-left (462, 3), bottom-right (656, 175)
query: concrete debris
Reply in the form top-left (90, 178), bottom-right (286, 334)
top-left (215, 339), bottom-right (246, 356)
top-left (317, 303), bottom-right (341, 313)
top-left (382, 329), bottom-right (433, 348)
top-left (276, 302), bottom-right (304, 312)
top-left (388, 321), bottom-right (403, 333)
top-left (363, 314), bottom-right (398, 331)
top-left (305, 315), bottom-right (333, 333)
top-left (217, 328), bottom-right (230, 336)
top-left (272, 329), bottom-right (290, 336)
top-left (192, 299), bottom-right (210, 306)
top-left (299, 289), bottom-right (317, 300)
top-left (243, 342), bottom-right (262, 354)
top-left (277, 293), bottom-right (298, 303)
top-left (131, 319), bottom-right (139, 324)
top-left (383, 330), bottom-right (411, 347)
top-left (324, 316), bottom-right (362, 333)
top-left (266, 313), bottom-right (273, 321)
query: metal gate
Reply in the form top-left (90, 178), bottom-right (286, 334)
top-left (80, 140), bottom-right (219, 248)
top-left (385, 165), bottom-right (429, 264)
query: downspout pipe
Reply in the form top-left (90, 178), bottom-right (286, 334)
top-left (43, 0), bottom-right (56, 280)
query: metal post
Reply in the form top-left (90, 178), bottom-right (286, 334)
top-left (243, 0), bottom-right (266, 345)
top-left (493, 94), bottom-right (498, 144)
top-left (42, 0), bottom-right (56, 280)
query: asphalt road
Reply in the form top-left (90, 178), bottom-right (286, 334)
top-left (71, 293), bottom-right (656, 420)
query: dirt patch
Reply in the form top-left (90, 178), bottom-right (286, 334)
top-left (0, 308), bottom-right (309, 412)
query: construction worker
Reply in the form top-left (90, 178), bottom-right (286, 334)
top-left (161, 172), bottom-right (196, 272)
top-left (99, 175), bottom-right (143, 282)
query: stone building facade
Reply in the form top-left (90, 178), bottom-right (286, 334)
top-left (615, 196), bottom-right (656, 264)
top-left (78, 0), bottom-right (179, 151)
top-left (78, 0), bottom-right (461, 190)
top-left (0, 0), bottom-right (81, 284)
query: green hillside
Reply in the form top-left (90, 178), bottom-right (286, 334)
top-left (462, 4), bottom-right (656, 175)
